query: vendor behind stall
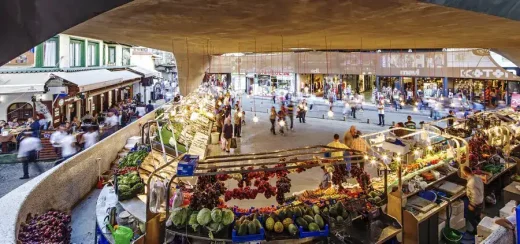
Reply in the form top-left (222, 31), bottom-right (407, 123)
top-left (320, 166), bottom-right (333, 189)
top-left (462, 166), bottom-right (484, 235)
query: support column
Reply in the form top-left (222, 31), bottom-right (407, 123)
top-left (414, 78), bottom-right (418, 99)
top-left (376, 76), bottom-right (380, 91)
top-left (173, 40), bottom-right (211, 95)
top-left (443, 77), bottom-right (448, 97)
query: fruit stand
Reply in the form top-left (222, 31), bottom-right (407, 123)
top-left (360, 127), bottom-right (469, 243)
top-left (139, 146), bottom-right (403, 244)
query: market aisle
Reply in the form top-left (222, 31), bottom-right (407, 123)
top-left (207, 112), bottom-right (382, 209)
top-left (0, 159), bottom-right (55, 198)
top-left (71, 189), bottom-right (101, 244)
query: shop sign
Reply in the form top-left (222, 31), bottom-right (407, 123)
top-left (400, 69), bottom-right (420, 76)
top-left (459, 69), bottom-right (509, 79)
top-left (511, 93), bottom-right (520, 108)
top-left (310, 68), bottom-right (320, 74)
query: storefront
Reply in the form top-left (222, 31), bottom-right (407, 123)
top-left (247, 73), bottom-right (295, 96)
top-left (205, 73), bottom-right (231, 89)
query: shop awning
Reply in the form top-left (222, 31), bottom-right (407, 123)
top-left (128, 66), bottom-right (159, 78)
top-left (0, 73), bottom-right (52, 94)
top-left (52, 69), bottom-right (123, 92)
top-left (110, 70), bottom-right (141, 81)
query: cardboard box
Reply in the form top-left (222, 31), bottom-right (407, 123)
top-left (499, 200), bottom-right (517, 218)
top-left (477, 216), bottom-right (500, 239)
top-left (451, 217), bottom-right (466, 230)
top-left (176, 154), bottom-right (199, 176)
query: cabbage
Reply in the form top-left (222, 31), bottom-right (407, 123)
top-left (188, 212), bottom-right (198, 225)
top-left (197, 208), bottom-right (212, 226)
top-left (221, 209), bottom-right (235, 225)
top-left (211, 208), bottom-right (222, 223)
top-left (171, 207), bottom-right (187, 226)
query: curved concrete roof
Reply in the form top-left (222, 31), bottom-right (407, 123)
top-left (61, 0), bottom-right (520, 92)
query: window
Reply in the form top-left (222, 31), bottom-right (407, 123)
top-left (108, 46), bottom-right (116, 65)
top-left (36, 37), bottom-right (58, 67)
top-left (122, 48), bottom-right (131, 65)
top-left (7, 103), bottom-right (33, 122)
top-left (69, 39), bottom-right (84, 67)
top-left (87, 42), bottom-right (99, 66)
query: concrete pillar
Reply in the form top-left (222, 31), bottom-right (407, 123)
top-left (376, 76), bottom-right (380, 91)
top-left (173, 40), bottom-right (211, 95)
top-left (443, 77), bottom-right (448, 97)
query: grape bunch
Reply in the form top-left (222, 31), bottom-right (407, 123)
top-left (18, 210), bottom-right (72, 244)
top-left (275, 176), bottom-right (291, 204)
top-left (356, 172), bottom-right (372, 192)
top-left (189, 176), bottom-right (226, 210)
top-left (224, 187), bottom-right (259, 201)
top-left (274, 164), bottom-right (289, 178)
top-left (333, 164), bottom-right (348, 187)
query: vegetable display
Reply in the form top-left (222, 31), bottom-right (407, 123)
top-left (18, 210), bottom-right (72, 244)
top-left (117, 171), bottom-right (145, 201)
top-left (119, 149), bottom-right (148, 168)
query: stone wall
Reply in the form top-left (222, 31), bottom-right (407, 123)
top-left (0, 111), bottom-right (155, 243)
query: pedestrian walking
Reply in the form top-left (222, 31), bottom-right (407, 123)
top-left (272, 91), bottom-right (276, 104)
top-left (55, 131), bottom-right (77, 165)
top-left (298, 102), bottom-right (305, 123)
top-left (377, 101), bottom-right (385, 126)
top-left (50, 125), bottom-right (66, 157)
top-left (18, 132), bottom-right (43, 179)
top-left (462, 166), bottom-right (484, 235)
top-left (350, 97), bottom-right (357, 119)
top-left (234, 107), bottom-right (242, 137)
top-left (269, 106), bottom-right (277, 135)
top-left (223, 118), bottom-right (233, 153)
top-left (287, 102), bottom-right (295, 130)
top-left (302, 99), bottom-right (308, 123)
top-left (82, 126), bottom-right (99, 150)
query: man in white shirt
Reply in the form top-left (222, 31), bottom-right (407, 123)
top-left (50, 125), bottom-right (66, 156)
top-left (462, 166), bottom-right (484, 235)
top-left (377, 101), bottom-right (385, 126)
top-left (55, 132), bottom-right (76, 166)
top-left (82, 127), bottom-right (99, 149)
top-left (18, 132), bottom-right (43, 179)
top-left (106, 112), bottom-right (119, 127)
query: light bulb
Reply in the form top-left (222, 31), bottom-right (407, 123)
top-left (327, 110), bottom-right (334, 118)
top-left (190, 112), bottom-right (199, 121)
top-left (415, 102), bottom-right (418, 106)
top-left (238, 112), bottom-right (243, 118)
top-left (304, 106), bottom-right (308, 111)
top-left (253, 116), bottom-right (259, 123)
top-left (247, 95), bottom-right (250, 99)
top-left (279, 120), bottom-right (286, 127)
top-left (218, 101), bottom-right (222, 106)
top-left (395, 156), bottom-right (401, 162)
top-left (413, 107), bottom-right (418, 112)
top-left (400, 102), bottom-right (405, 106)
top-left (170, 110), bottom-right (176, 116)
top-left (427, 146), bottom-right (433, 150)
top-left (364, 155), bottom-right (369, 160)
top-left (414, 150), bottom-right (419, 155)
top-left (440, 97), bottom-right (444, 101)
top-left (382, 154), bottom-right (388, 160)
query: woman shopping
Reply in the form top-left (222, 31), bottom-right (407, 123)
top-left (269, 106), bottom-right (277, 135)
top-left (222, 118), bottom-right (233, 153)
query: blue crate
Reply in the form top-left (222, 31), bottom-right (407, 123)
top-left (232, 227), bottom-right (265, 243)
top-left (177, 154), bottom-right (199, 176)
top-left (298, 224), bottom-right (329, 238)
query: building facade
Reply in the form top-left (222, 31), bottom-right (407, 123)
top-left (0, 34), bottom-right (159, 125)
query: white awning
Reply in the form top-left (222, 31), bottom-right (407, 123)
top-left (0, 73), bottom-right (52, 94)
top-left (52, 70), bottom-right (123, 92)
top-left (110, 70), bottom-right (141, 81)
top-left (128, 66), bottom-right (159, 78)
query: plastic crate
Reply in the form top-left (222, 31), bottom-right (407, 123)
top-left (299, 224), bottom-right (329, 238)
top-left (232, 227), bottom-right (265, 243)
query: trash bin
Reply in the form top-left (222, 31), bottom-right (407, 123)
top-left (211, 132), bottom-right (220, 145)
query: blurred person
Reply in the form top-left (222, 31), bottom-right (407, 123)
top-left (71, 116), bottom-right (80, 128)
top-left (55, 131), bottom-right (77, 165)
top-left (350, 97), bottom-right (357, 119)
top-left (320, 166), bottom-right (333, 189)
top-left (106, 112), bottom-right (119, 127)
top-left (404, 116), bottom-right (416, 129)
top-left (8, 118), bottom-right (19, 128)
top-left (18, 132), bottom-right (43, 179)
top-left (233, 107), bottom-right (242, 137)
top-left (145, 100), bottom-right (154, 113)
top-left (50, 125), bottom-right (66, 157)
top-left (343, 126), bottom-right (357, 148)
top-left (269, 107), bottom-right (277, 135)
top-left (82, 126), bottom-right (99, 150)
top-left (462, 166), bottom-right (484, 235)
top-left (377, 101), bottom-right (385, 126)
top-left (287, 102), bottom-right (295, 130)
top-left (446, 110), bottom-right (455, 126)
top-left (29, 117), bottom-right (41, 138)
top-left (327, 134), bottom-right (348, 158)
top-left (222, 117), bottom-right (233, 153)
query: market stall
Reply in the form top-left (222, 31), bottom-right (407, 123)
top-left (154, 146), bottom-right (402, 244)
top-left (360, 127), bottom-right (469, 243)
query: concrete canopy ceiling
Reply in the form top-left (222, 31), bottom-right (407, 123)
top-left (64, 0), bottom-right (520, 93)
